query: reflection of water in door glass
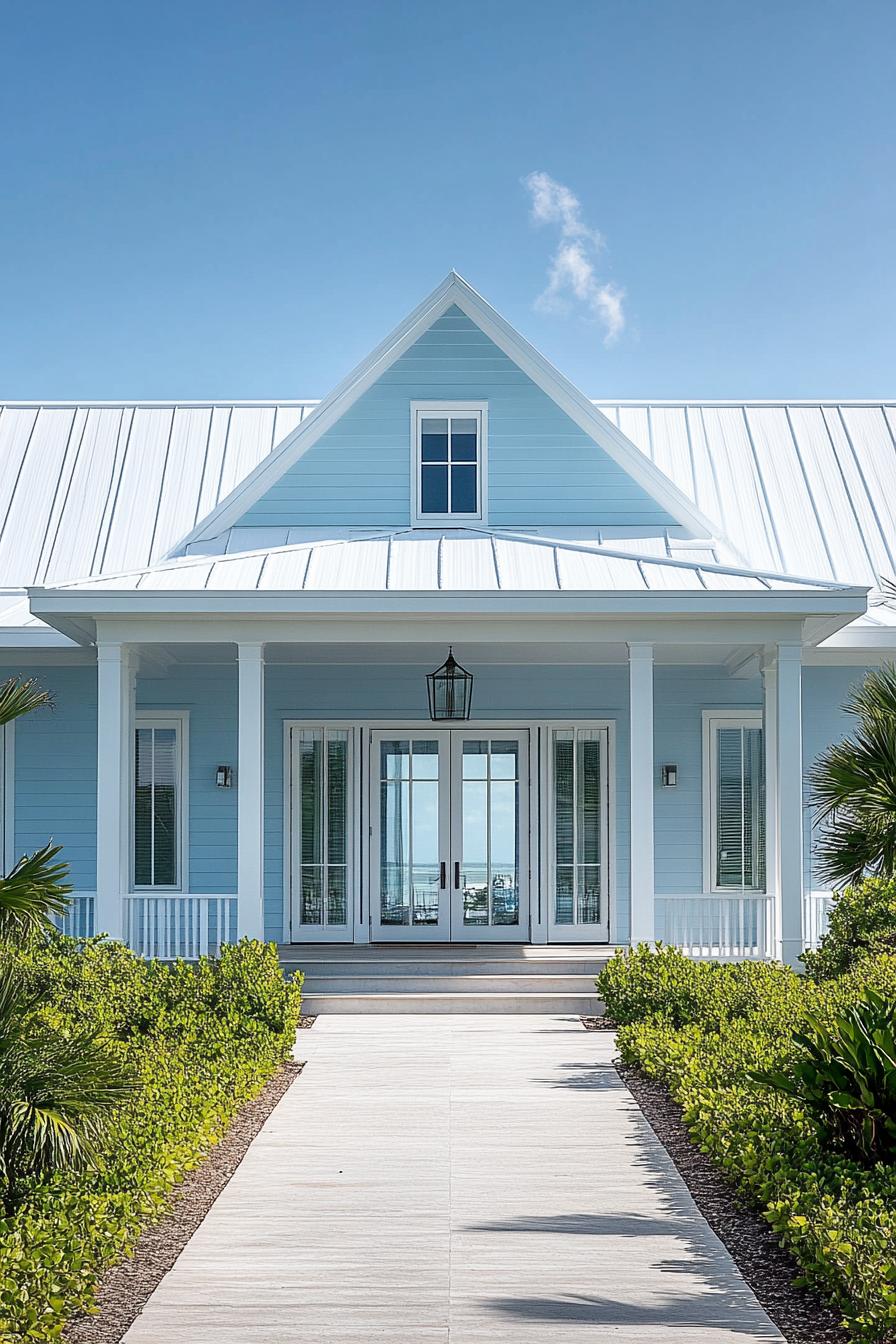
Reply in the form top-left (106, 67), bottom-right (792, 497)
top-left (380, 740), bottom-right (440, 926)
top-left (461, 740), bottom-right (519, 926)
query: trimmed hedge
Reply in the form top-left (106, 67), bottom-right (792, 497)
top-left (601, 944), bottom-right (896, 1341)
top-left (0, 936), bottom-right (303, 1342)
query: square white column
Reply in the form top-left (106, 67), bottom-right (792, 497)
top-left (761, 652), bottom-right (779, 958)
top-left (628, 642), bottom-right (655, 944)
top-left (96, 641), bottom-right (133, 941)
top-left (237, 642), bottom-right (265, 941)
top-left (774, 641), bottom-right (804, 966)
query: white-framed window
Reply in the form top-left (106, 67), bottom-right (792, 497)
top-left (291, 726), bottom-right (352, 932)
top-left (702, 710), bottom-right (765, 893)
top-left (133, 713), bottom-right (188, 890)
top-left (411, 402), bottom-right (487, 525)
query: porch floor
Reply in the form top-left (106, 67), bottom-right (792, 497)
top-left (122, 1015), bottom-right (781, 1342)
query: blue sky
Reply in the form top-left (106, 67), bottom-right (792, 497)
top-left (1, 0), bottom-right (894, 399)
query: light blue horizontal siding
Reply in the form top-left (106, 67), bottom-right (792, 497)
top-left (5, 667), bottom-right (98, 890)
top-left (236, 307), bottom-right (676, 531)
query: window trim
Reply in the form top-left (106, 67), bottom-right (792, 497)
top-left (702, 709), bottom-right (765, 895)
top-left (131, 711), bottom-right (189, 893)
top-left (410, 401), bottom-right (488, 527)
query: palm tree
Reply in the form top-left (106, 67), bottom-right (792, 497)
top-left (0, 962), bottom-right (135, 1214)
top-left (809, 663), bottom-right (896, 887)
top-left (0, 677), bottom-right (135, 1212)
top-left (0, 677), bottom-right (72, 942)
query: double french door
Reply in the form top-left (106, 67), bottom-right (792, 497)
top-left (370, 730), bottom-right (529, 942)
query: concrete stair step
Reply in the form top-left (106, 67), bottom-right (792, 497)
top-left (302, 972), bottom-right (600, 994)
top-left (283, 956), bottom-right (610, 977)
top-left (300, 990), bottom-right (606, 1015)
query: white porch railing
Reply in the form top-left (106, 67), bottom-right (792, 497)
top-left (124, 895), bottom-right (238, 960)
top-left (656, 894), bottom-right (774, 960)
top-left (803, 890), bottom-right (834, 951)
top-left (53, 892), bottom-right (96, 939)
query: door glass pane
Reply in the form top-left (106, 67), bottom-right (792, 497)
top-left (379, 739), bottom-right (441, 926)
top-left (297, 729), bottom-right (349, 928)
top-left (553, 730), bottom-right (603, 925)
top-left (460, 739), bottom-right (519, 927)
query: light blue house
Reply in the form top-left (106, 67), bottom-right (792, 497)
top-left (1, 275), bottom-right (892, 987)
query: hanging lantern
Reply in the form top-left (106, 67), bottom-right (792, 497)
top-left (426, 647), bottom-right (473, 721)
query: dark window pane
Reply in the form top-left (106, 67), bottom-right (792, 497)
top-left (421, 418), bottom-right (448, 462)
top-left (451, 419), bottom-right (478, 463)
top-left (450, 465), bottom-right (477, 514)
top-left (421, 464), bottom-right (448, 514)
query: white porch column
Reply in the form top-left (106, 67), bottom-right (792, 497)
top-left (774, 642), bottom-right (804, 966)
top-left (96, 641), bottom-right (133, 941)
top-left (237, 642), bottom-right (265, 941)
top-left (628, 642), bottom-right (655, 944)
top-left (761, 652), bottom-right (780, 958)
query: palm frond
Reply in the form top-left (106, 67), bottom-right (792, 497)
top-left (809, 662), bottom-right (896, 886)
top-left (0, 677), bottom-right (52, 729)
top-left (0, 842), bottom-right (72, 943)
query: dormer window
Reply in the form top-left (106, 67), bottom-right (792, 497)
top-left (411, 402), bottom-right (487, 525)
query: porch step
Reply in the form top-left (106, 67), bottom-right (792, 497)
top-left (299, 990), bottom-right (606, 1015)
top-left (282, 943), bottom-right (612, 1015)
top-left (302, 972), bottom-right (601, 994)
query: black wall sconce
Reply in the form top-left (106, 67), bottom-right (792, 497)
top-left (661, 764), bottom-right (678, 787)
top-left (216, 764), bottom-right (233, 788)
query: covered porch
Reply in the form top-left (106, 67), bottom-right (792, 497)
top-left (27, 529), bottom-right (865, 968)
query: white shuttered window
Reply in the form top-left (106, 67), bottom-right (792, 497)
top-left (703, 712), bottom-right (765, 893)
top-left (133, 718), bottom-right (185, 889)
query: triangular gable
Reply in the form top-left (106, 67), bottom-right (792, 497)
top-left (169, 274), bottom-right (717, 554)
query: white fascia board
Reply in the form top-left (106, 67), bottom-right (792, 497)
top-left (28, 587), bottom-right (868, 622)
top-left (0, 626), bottom-right (81, 648)
top-left (168, 273), bottom-right (720, 555)
top-left (819, 624), bottom-right (896, 650)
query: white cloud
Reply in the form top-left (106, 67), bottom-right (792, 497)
top-left (523, 171), bottom-right (625, 345)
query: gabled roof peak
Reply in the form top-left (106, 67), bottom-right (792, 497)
top-left (166, 274), bottom-right (719, 556)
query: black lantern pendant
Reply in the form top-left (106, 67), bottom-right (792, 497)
top-left (426, 647), bottom-right (473, 721)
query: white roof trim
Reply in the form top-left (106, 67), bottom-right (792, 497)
top-left (169, 273), bottom-right (718, 553)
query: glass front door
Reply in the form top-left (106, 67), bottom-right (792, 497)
top-left (370, 730), bottom-right (529, 942)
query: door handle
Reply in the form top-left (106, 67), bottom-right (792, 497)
top-left (440, 861), bottom-right (446, 890)
top-left (454, 861), bottom-right (460, 889)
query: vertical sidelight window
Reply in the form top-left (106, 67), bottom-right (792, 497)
top-left (412, 404), bottom-right (486, 524)
top-left (296, 728), bottom-right (350, 928)
top-left (134, 719), bottom-right (184, 888)
top-left (552, 729), bottom-right (607, 926)
top-left (704, 712), bottom-right (765, 892)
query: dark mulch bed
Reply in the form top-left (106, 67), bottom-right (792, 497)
top-left (581, 1015), bottom-right (617, 1030)
top-left (618, 1063), bottom-right (847, 1344)
top-left (64, 1059), bottom-right (303, 1344)
top-left (297, 1015), bottom-right (317, 1028)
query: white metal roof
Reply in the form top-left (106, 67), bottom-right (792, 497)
top-left (1, 398), bottom-right (892, 594)
top-left (32, 528), bottom-right (859, 597)
top-left (1, 398), bottom-right (892, 640)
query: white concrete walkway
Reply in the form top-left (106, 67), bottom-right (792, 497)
top-left (124, 1016), bottom-right (782, 1343)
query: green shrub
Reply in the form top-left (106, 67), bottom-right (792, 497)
top-left (752, 988), bottom-right (896, 1165)
top-left (804, 879), bottom-right (896, 981)
top-left (607, 945), bottom-right (896, 1340)
top-left (0, 936), bottom-right (302, 1342)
